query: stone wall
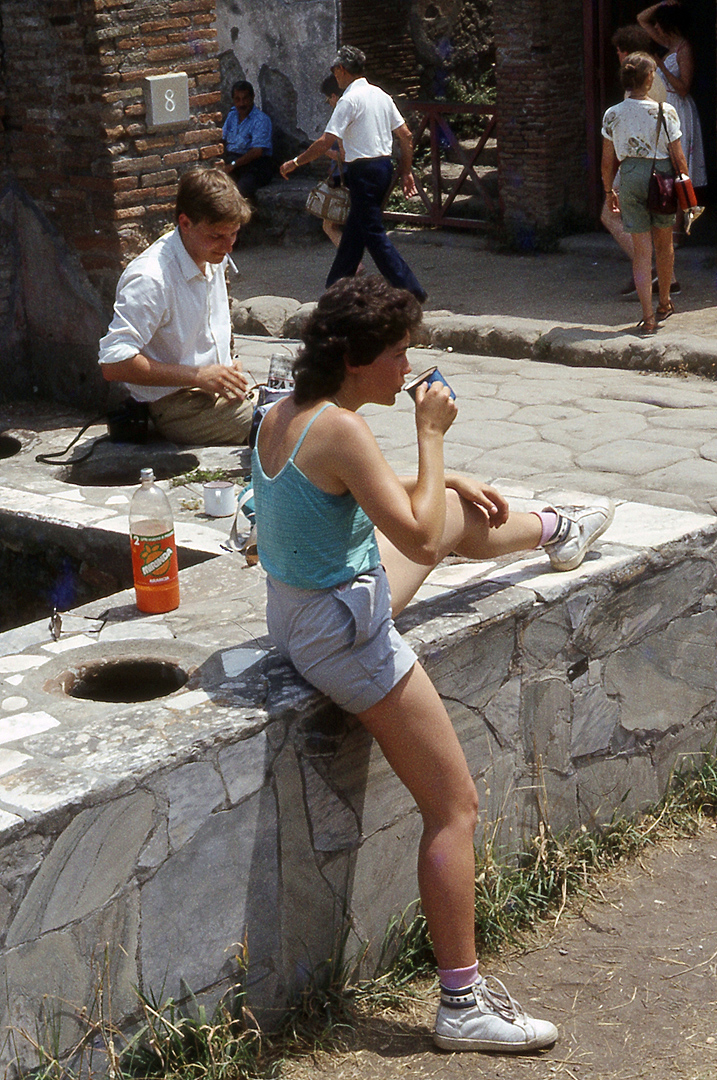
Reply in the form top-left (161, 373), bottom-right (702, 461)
top-left (493, 0), bottom-right (589, 236)
top-left (215, 0), bottom-right (339, 163)
top-left (0, 498), bottom-right (715, 1068)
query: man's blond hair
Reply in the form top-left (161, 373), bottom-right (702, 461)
top-left (175, 166), bottom-right (251, 226)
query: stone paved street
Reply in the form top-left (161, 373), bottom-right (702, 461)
top-left (369, 345), bottom-right (717, 518)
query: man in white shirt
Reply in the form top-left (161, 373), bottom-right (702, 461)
top-left (280, 46), bottom-right (426, 302)
top-left (98, 167), bottom-right (254, 445)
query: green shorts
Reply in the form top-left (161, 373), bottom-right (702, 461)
top-left (619, 157), bottom-right (676, 233)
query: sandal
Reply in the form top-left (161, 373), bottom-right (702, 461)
top-left (635, 315), bottom-right (657, 335)
top-left (656, 300), bottom-right (675, 320)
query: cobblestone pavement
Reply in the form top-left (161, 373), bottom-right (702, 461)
top-left (369, 345), bottom-right (717, 519)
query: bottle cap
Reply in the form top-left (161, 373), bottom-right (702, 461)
top-left (140, 467), bottom-right (155, 483)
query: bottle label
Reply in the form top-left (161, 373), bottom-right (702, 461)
top-left (131, 529), bottom-right (178, 585)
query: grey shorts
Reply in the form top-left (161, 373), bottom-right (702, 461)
top-left (266, 565), bottom-right (417, 714)
top-left (619, 157), bottom-right (676, 233)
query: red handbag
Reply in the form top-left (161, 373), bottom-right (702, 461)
top-left (646, 105), bottom-right (677, 214)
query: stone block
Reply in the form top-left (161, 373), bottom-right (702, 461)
top-left (652, 723), bottom-right (715, 794)
top-left (520, 605), bottom-right (572, 667)
top-left (574, 561), bottom-right (715, 657)
top-left (577, 755), bottom-right (660, 831)
top-left (7, 793), bottom-right (154, 946)
top-left (346, 812), bottom-right (423, 974)
top-left (282, 301), bottom-right (316, 339)
top-left (150, 761), bottom-right (226, 851)
top-left (300, 758), bottom-right (359, 853)
top-left (2, 892), bottom-right (139, 1072)
top-left (230, 295), bottom-right (301, 337)
top-left (140, 788), bottom-right (280, 1004)
top-left (604, 610), bottom-right (716, 734)
top-left (217, 732), bottom-right (270, 806)
top-left (448, 699), bottom-right (502, 779)
top-left (571, 683), bottom-right (619, 759)
top-left (520, 676), bottom-right (571, 772)
top-left (272, 741), bottom-right (342, 997)
top-left (539, 768), bottom-right (579, 837)
top-left (427, 620), bottom-right (515, 710)
top-left (483, 676), bottom-right (521, 750)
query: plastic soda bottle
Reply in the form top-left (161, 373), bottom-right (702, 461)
top-left (129, 468), bottom-right (180, 613)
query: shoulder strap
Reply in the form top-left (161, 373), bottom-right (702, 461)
top-left (652, 103), bottom-right (663, 167)
top-left (288, 402), bottom-right (336, 462)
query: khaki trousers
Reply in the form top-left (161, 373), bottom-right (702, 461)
top-left (148, 389), bottom-right (253, 446)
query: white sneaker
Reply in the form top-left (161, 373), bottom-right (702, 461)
top-left (434, 975), bottom-right (558, 1053)
top-left (543, 500), bottom-right (615, 572)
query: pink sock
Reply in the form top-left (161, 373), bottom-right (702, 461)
top-left (533, 510), bottom-right (559, 547)
top-left (438, 963), bottom-right (479, 991)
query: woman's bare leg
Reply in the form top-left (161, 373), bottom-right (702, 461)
top-left (601, 197), bottom-right (635, 260)
top-left (379, 489), bottom-right (542, 616)
top-left (652, 224), bottom-right (674, 309)
top-left (357, 661), bottom-right (479, 969)
top-left (631, 231), bottom-right (654, 323)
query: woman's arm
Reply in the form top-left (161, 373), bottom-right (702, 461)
top-left (601, 138), bottom-right (620, 211)
top-left (396, 473), bottom-right (509, 527)
top-left (303, 385), bottom-right (457, 564)
top-left (668, 136), bottom-right (689, 175)
top-left (637, 3), bottom-right (665, 41)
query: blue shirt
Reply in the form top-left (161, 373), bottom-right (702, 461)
top-left (251, 405), bottom-right (380, 590)
top-left (222, 105), bottom-right (272, 158)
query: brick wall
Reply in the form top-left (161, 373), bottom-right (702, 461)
top-left (1, 0), bottom-right (223, 311)
top-left (493, 0), bottom-right (588, 234)
top-left (340, 0), bottom-right (421, 98)
top-left (0, 0), bottom-right (225, 405)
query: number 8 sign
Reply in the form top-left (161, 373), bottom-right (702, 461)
top-left (143, 73), bottom-right (190, 130)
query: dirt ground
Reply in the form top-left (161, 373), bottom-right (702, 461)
top-left (280, 822), bottom-right (717, 1080)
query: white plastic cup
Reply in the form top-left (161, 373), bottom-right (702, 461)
top-left (203, 480), bottom-right (236, 517)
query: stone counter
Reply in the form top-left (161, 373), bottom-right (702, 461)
top-left (0, 495), bottom-right (716, 1066)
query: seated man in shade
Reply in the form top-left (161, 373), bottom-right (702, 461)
top-left (222, 80), bottom-right (274, 199)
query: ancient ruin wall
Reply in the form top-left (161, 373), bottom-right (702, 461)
top-left (493, 0), bottom-right (588, 235)
top-left (0, 0), bottom-right (224, 404)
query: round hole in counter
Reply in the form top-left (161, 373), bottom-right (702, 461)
top-left (0, 435), bottom-right (22, 459)
top-left (67, 659), bottom-right (188, 703)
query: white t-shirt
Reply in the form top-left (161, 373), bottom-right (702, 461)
top-left (602, 97), bottom-right (681, 161)
top-left (98, 228), bottom-right (232, 403)
top-left (325, 77), bottom-right (405, 162)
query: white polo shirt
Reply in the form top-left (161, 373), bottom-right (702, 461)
top-left (325, 77), bottom-right (405, 162)
top-left (98, 227), bottom-right (232, 403)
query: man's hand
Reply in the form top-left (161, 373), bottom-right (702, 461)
top-left (402, 172), bottom-right (419, 199)
top-left (280, 159), bottom-right (297, 179)
top-left (193, 364), bottom-right (249, 400)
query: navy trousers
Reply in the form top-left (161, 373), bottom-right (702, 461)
top-left (325, 156), bottom-right (426, 301)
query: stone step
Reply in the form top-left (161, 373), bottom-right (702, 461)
top-left (241, 177), bottom-right (325, 246)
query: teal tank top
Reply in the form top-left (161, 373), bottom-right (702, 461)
top-left (251, 403), bottom-right (380, 589)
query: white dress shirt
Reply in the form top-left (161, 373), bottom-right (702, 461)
top-left (98, 227), bottom-right (231, 403)
top-left (325, 77), bottom-right (405, 162)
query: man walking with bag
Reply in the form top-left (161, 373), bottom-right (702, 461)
top-left (280, 46), bottom-right (426, 303)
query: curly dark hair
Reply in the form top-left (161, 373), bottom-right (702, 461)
top-left (651, 3), bottom-right (691, 36)
top-left (293, 277), bottom-right (422, 405)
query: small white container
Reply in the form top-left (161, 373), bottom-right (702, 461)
top-left (203, 480), bottom-right (236, 517)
